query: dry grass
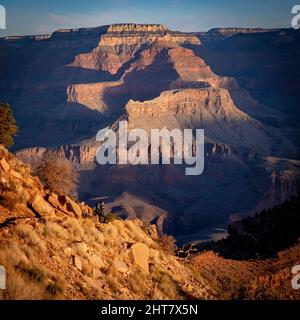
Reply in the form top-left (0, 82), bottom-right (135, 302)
top-left (15, 223), bottom-right (47, 254)
top-left (83, 220), bottom-right (104, 244)
top-left (127, 271), bottom-right (150, 296)
top-left (45, 222), bottom-right (69, 240)
top-left (62, 218), bottom-right (85, 240)
top-left (0, 266), bottom-right (45, 300)
top-left (158, 235), bottom-right (177, 254)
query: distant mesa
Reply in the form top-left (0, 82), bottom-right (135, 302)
top-left (107, 23), bottom-right (168, 33)
top-left (207, 27), bottom-right (281, 35)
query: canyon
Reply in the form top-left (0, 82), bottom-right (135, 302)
top-left (0, 24), bottom-right (299, 244)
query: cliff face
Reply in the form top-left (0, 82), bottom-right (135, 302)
top-left (66, 39), bottom-right (270, 124)
top-left (69, 24), bottom-right (200, 75)
top-left (125, 88), bottom-right (284, 154)
top-left (198, 28), bottom-right (300, 126)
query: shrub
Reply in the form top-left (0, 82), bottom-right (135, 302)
top-left (158, 234), bottom-right (177, 254)
top-left (95, 212), bottom-right (120, 223)
top-left (63, 218), bottom-right (85, 240)
top-left (0, 102), bottom-right (19, 148)
top-left (127, 271), bottom-right (149, 296)
top-left (16, 262), bottom-right (45, 284)
top-left (45, 222), bottom-right (69, 240)
top-left (36, 152), bottom-right (79, 199)
top-left (45, 282), bottom-right (63, 296)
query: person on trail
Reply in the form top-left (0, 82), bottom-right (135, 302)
top-left (95, 200), bottom-right (105, 222)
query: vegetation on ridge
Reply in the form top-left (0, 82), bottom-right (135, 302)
top-left (0, 102), bottom-right (18, 148)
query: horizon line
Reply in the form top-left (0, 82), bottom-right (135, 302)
top-left (0, 23), bottom-right (291, 39)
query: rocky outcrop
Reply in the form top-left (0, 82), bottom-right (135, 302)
top-left (69, 24), bottom-right (200, 75)
top-left (0, 145), bottom-right (91, 224)
top-left (251, 158), bottom-right (300, 213)
top-left (16, 143), bottom-right (99, 166)
top-left (129, 242), bottom-right (150, 274)
top-left (107, 24), bottom-right (167, 33)
top-left (0, 146), bottom-right (216, 300)
top-left (67, 40), bottom-right (268, 121)
top-left (125, 88), bottom-right (274, 153)
top-left (67, 80), bottom-right (123, 113)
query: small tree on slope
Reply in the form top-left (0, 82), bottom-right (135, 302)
top-left (36, 152), bottom-right (79, 199)
top-left (0, 102), bottom-right (19, 148)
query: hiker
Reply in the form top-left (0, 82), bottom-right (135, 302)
top-left (95, 201), bottom-right (105, 222)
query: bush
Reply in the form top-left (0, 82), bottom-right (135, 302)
top-left (0, 102), bottom-right (19, 147)
top-left (45, 282), bottom-right (63, 296)
top-left (158, 234), bottom-right (177, 254)
top-left (36, 152), bottom-right (79, 199)
top-left (16, 262), bottom-right (45, 284)
top-left (95, 212), bottom-right (120, 223)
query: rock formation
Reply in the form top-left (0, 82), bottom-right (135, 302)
top-left (69, 24), bottom-right (200, 75)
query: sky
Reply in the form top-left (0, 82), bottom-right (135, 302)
top-left (0, 0), bottom-right (298, 36)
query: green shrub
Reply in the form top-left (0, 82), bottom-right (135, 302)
top-left (0, 102), bottom-right (18, 147)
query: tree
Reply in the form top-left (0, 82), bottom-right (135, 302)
top-left (36, 152), bottom-right (79, 199)
top-left (0, 102), bottom-right (19, 147)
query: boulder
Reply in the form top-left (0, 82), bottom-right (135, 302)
top-left (72, 255), bottom-right (82, 271)
top-left (58, 195), bottom-right (82, 218)
top-left (129, 243), bottom-right (149, 274)
top-left (92, 268), bottom-right (102, 280)
top-left (30, 192), bottom-right (55, 217)
top-left (0, 176), bottom-right (8, 187)
top-left (0, 158), bottom-right (10, 172)
top-left (47, 193), bottom-right (61, 209)
top-left (15, 203), bottom-right (35, 219)
top-left (79, 202), bottom-right (93, 217)
top-left (113, 259), bottom-right (129, 274)
top-left (64, 247), bottom-right (72, 256)
top-left (76, 242), bottom-right (88, 255)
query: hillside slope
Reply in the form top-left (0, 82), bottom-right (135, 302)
top-left (0, 145), bottom-right (214, 300)
top-left (1, 146), bottom-right (299, 300)
top-left (192, 196), bottom-right (300, 300)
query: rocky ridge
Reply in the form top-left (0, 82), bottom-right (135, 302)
top-left (0, 145), bottom-right (214, 299)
